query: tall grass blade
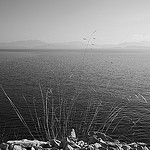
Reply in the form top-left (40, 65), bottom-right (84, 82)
top-left (81, 98), bottom-right (93, 129)
top-left (49, 88), bottom-right (56, 139)
top-left (0, 85), bottom-right (35, 139)
top-left (112, 116), bottom-right (132, 133)
top-left (39, 83), bottom-right (48, 138)
top-left (87, 101), bottom-right (102, 133)
top-left (104, 102), bottom-right (128, 134)
top-left (82, 30), bottom-right (97, 66)
top-left (23, 96), bottom-right (40, 139)
top-left (99, 103), bottom-right (116, 132)
top-left (104, 109), bottom-right (122, 134)
top-left (65, 90), bottom-right (83, 132)
top-left (33, 97), bottom-right (42, 140)
top-left (45, 89), bottom-right (51, 140)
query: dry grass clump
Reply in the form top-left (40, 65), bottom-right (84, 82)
top-left (1, 73), bottom-right (150, 144)
top-left (0, 82), bottom-right (135, 142)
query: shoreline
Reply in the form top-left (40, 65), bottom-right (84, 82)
top-left (0, 130), bottom-right (149, 150)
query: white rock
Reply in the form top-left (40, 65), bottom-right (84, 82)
top-left (78, 140), bottom-right (84, 147)
top-left (65, 145), bottom-right (74, 150)
top-left (143, 146), bottom-right (149, 150)
top-left (13, 145), bottom-right (22, 150)
top-left (7, 140), bottom-right (47, 148)
top-left (94, 143), bottom-right (101, 148)
top-left (31, 147), bottom-right (35, 150)
top-left (70, 129), bottom-right (76, 139)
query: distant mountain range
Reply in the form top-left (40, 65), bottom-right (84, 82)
top-left (0, 40), bottom-right (49, 49)
top-left (1, 40), bottom-right (150, 50)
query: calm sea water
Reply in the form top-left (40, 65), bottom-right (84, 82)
top-left (1, 50), bottom-right (150, 143)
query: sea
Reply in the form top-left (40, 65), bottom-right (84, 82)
top-left (1, 49), bottom-right (150, 143)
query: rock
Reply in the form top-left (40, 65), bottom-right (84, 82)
top-left (93, 143), bottom-right (102, 149)
top-left (69, 129), bottom-right (77, 142)
top-left (137, 145), bottom-right (143, 150)
top-left (40, 143), bottom-right (51, 148)
top-left (99, 147), bottom-right (107, 150)
top-left (13, 145), bottom-right (22, 150)
top-left (137, 143), bottom-right (147, 146)
top-left (0, 143), bottom-right (9, 150)
top-left (105, 136), bottom-right (116, 143)
top-left (8, 144), bottom-right (14, 150)
top-left (67, 137), bottom-right (80, 149)
top-left (88, 135), bottom-right (99, 145)
top-left (88, 131), bottom-right (115, 143)
top-left (24, 147), bottom-right (31, 150)
top-left (70, 129), bottom-right (76, 139)
top-left (129, 142), bottom-right (138, 150)
top-left (50, 148), bottom-right (59, 150)
top-left (107, 143), bottom-right (121, 150)
top-left (121, 143), bottom-right (131, 150)
top-left (87, 145), bottom-right (94, 150)
top-left (32, 146), bottom-right (42, 150)
top-left (78, 141), bottom-right (85, 147)
top-left (1, 131), bottom-right (149, 150)
top-left (59, 136), bottom-right (81, 150)
top-left (82, 142), bottom-right (89, 150)
top-left (107, 146), bottom-right (118, 150)
top-left (96, 132), bottom-right (115, 142)
top-left (65, 145), bottom-right (74, 150)
top-left (60, 137), bottom-right (68, 149)
top-left (49, 139), bottom-right (60, 149)
top-left (113, 140), bottom-right (122, 150)
top-left (7, 140), bottom-right (47, 148)
top-left (98, 138), bottom-right (107, 148)
top-left (69, 143), bottom-right (80, 149)
top-left (143, 146), bottom-right (149, 150)
top-left (31, 147), bottom-right (35, 150)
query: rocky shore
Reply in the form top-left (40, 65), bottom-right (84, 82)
top-left (0, 130), bottom-right (149, 150)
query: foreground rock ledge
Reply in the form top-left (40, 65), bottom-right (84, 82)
top-left (0, 131), bottom-right (149, 150)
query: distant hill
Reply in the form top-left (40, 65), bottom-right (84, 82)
top-left (0, 40), bottom-right (49, 49)
top-left (37, 41), bottom-right (87, 49)
top-left (99, 41), bottom-right (150, 49)
top-left (0, 40), bottom-right (101, 50)
top-left (118, 41), bottom-right (150, 47)
top-left (1, 40), bottom-right (150, 50)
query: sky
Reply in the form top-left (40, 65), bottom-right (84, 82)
top-left (1, 0), bottom-right (150, 44)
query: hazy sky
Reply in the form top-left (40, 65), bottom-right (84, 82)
top-left (1, 0), bottom-right (150, 44)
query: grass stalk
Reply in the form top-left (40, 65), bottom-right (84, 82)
top-left (79, 98), bottom-right (93, 132)
top-left (39, 84), bottom-right (48, 139)
top-left (99, 103), bottom-right (116, 132)
top-left (49, 88), bottom-right (56, 139)
top-left (104, 102), bottom-right (128, 134)
top-left (104, 110), bottom-right (121, 134)
top-left (112, 116), bottom-right (132, 133)
top-left (0, 85), bottom-right (35, 139)
top-left (87, 101), bottom-right (102, 133)
top-left (0, 123), bottom-right (6, 142)
top-left (33, 97), bottom-right (42, 140)
top-left (65, 90), bottom-right (83, 132)
top-left (23, 96), bottom-right (40, 139)
top-left (82, 30), bottom-right (97, 67)
top-left (45, 89), bottom-right (51, 140)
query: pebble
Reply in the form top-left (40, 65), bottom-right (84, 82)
top-left (0, 130), bottom-right (149, 150)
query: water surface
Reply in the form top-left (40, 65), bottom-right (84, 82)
top-left (0, 50), bottom-right (150, 143)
